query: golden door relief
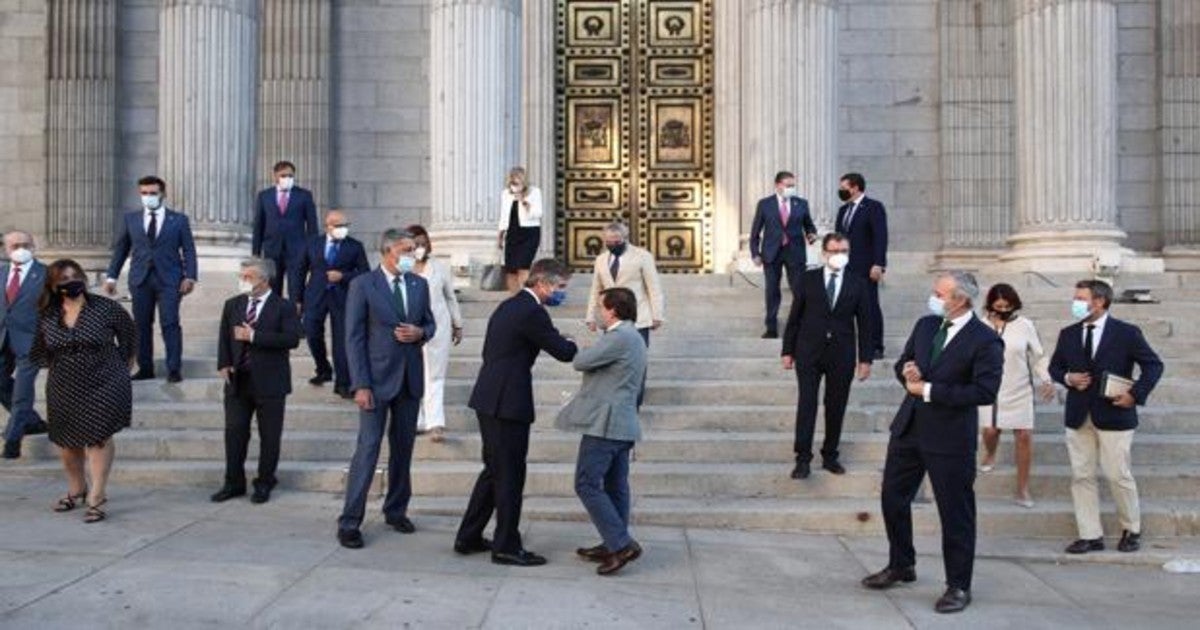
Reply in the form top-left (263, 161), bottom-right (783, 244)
top-left (556, 0), bottom-right (715, 272)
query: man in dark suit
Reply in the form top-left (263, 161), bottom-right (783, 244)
top-left (861, 271), bottom-right (1003, 614)
top-left (455, 258), bottom-right (578, 566)
top-left (781, 233), bottom-right (873, 479)
top-left (336, 229), bottom-right (436, 549)
top-left (1050, 280), bottom-right (1163, 555)
top-left (1, 231), bottom-right (48, 459)
top-left (104, 176), bottom-right (198, 383)
top-left (835, 173), bottom-right (888, 359)
top-left (252, 160), bottom-right (319, 302)
top-left (212, 258), bottom-right (303, 504)
top-left (297, 209), bottom-right (370, 398)
top-left (750, 170), bottom-right (818, 339)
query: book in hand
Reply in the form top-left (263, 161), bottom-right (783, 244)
top-left (1101, 372), bottom-right (1134, 399)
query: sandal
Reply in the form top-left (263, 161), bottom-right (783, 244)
top-left (83, 498), bottom-right (107, 524)
top-left (53, 490), bottom-right (87, 513)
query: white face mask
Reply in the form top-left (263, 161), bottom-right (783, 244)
top-left (1071, 299), bottom-right (1091, 321)
top-left (331, 226), bottom-right (349, 240)
top-left (509, 184), bottom-right (523, 194)
top-left (238, 279), bottom-right (255, 295)
top-left (782, 186), bottom-right (797, 198)
top-left (397, 255), bottom-right (415, 274)
top-left (9, 247), bottom-right (33, 265)
top-left (827, 253), bottom-right (849, 271)
top-left (414, 246), bottom-right (428, 261)
top-left (141, 194), bottom-right (161, 210)
top-left (277, 176), bottom-right (295, 191)
top-left (927, 295), bottom-right (947, 318)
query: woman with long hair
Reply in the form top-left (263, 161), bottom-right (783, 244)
top-left (497, 166), bottom-right (544, 292)
top-left (408, 225), bottom-right (463, 442)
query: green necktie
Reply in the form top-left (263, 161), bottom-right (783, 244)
top-left (392, 276), bottom-right (407, 321)
top-left (930, 318), bottom-right (952, 363)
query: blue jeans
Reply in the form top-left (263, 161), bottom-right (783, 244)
top-left (574, 434), bottom-right (635, 552)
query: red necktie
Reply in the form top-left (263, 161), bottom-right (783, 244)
top-left (277, 191), bottom-right (289, 215)
top-left (779, 199), bottom-right (790, 246)
top-left (5, 265), bottom-right (20, 304)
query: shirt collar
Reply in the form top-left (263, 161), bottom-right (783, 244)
top-left (250, 289), bottom-right (271, 304)
top-left (522, 287), bottom-right (541, 304)
top-left (1088, 313), bottom-right (1109, 329)
top-left (851, 193), bottom-right (865, 206)
top-left (947, 310), bottom-right (974, 329)
top-left (605, 319), bottom-right (624, 333)
top-left (382, 266), bottom-right (404, 285)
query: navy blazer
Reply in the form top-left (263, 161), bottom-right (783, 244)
top-left (891, 315), bottom-right (1004, 454)
top-left (469, 290), bottom-right (578, 423)
top-left (781, 268), bottom-right (874, 365)
top-left (106, 208), bottom-right (199, 288)
top-left (835, 196), bottom-right (888, 274)
top-left (217, 292), bottom-right (303, 399)
top-left (1048, 316), bottom-right (1164, 431)
top-left (345, 268), bottom-right (436, 402)
top-left (297, 235), bottom-right (370, 309)
top-left (0, 260), bottom-right (46, 355)
top-left (252, 186), bottom-right (319, 260)
top-left (750, 195), bottom-right (817, 264)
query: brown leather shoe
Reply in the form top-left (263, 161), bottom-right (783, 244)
top-left (576, 544), bottom-right (608, 562)
top-left (597, 541), bottom-right (642, 576)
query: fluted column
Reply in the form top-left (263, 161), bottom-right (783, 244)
top-left (46, 0), bottom-right (118, 248)
top-left (1006, 0), bottom-right (1125, 266)
top-left (258, 0), bottom-right (332, 212)
top-left (742, 0), bottom-right (838, 236)
top-left (1162, 0), bottom-right (1200, 267)
top-left (521, 0), bottom-right (554, 256)
top-left (159, 0), bottom-right (258, 243)
top-left (430, 0), bottom-right (522, 262)
top-left (714, 0), bottom-right (743, 270)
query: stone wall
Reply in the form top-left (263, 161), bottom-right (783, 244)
top-left (0, 1), bottom-right (47, 240)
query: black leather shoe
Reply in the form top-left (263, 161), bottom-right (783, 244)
top-left (454, 538), bottom-right (493, 555)
top-left (2, 440), bottom-right (19, 460)
top-left (822, 460), bottom-right (846, 475)
top-left (250, 479), bottom-right (276, 504)
top-left (1117, 530), bottom-right (1141, 552)
top-left (131, 370), bottom-right (156, 381)
top-left (934, 587), bottom-right (971, 613)
top-left (210, 485), bottom-right (246, 502)
top-left (576, 543), bottom-right (608, 562)
top-left (492, 549), bottom-right (548, 567)
top-left (309, 372), bottom-right (332, 386)
top-left (167, 371), bottom-right (183, 383)
top-left (761, 330), bottom-right (778, 339)
top-left (338, 529), bottom-right (364, 549)
top-left (861, 566), bottom-right (916, 590)
top-left (790, 462), bottom-right (811, 479)
top-left (386, 516), bottom-right (415, 534)
top-left (24, 420), bottom-right (48, 436)
top-left (597, 541), bottom-right (642, 576)
top-left (1065, 538), bottom-right (1105, 554)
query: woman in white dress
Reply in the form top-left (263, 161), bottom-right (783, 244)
top-left (978, 283), bottom-right (1055, 508)
top-left (409, 225), bottom-right (463, 443)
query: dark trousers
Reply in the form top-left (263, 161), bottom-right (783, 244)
top-left (881, 422), bottom-right (977, 590)
top-left (636, 327), bottom-right (650, 408)
top-left (223, 371), bottom-right (286, 488)
top-left (850, 270), bottom-right (884, 354)
top-left (338, 385), bottom-right (421, 531)
top-left (1, 340), bottom-right (42, 442)
top-left (304, 295), bottom-right (348, 387)
top-left (794, 343), bottom-right (855, 463)
top-left (574, 435), bottom-right (635, 552)
top-left (268, 252), bottom-right (306, 304)
top-left (762, 248), bottom-right (805, 333)
top-left (131, 275), bottom-right (182, 374)
top-left (456, 413), bottom-right (531, 554)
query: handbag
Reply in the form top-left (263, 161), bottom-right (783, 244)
top-left (479, 256), bottom-right (506, 291)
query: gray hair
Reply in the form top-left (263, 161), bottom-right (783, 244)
top-left (939, 270), bottom-right (979, 306)
top-left (524, 258), bottom-right (572, 288)
top-left (379, 228), bottom-right (415, 255)
top-left (602, 222), bottom-right (630, 241)
top-left (240, 257), bottom-right (276, 283)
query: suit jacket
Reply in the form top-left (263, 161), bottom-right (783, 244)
top-left (750, 195), bottom-right (816, 265)
top-left (0, 260), bottom-right (46, 355)
top-left (891, 315), bottom-right (1004, 454)
top-left (297, 235), bottom-right (371, 310)
top-left (252, 186), bottom-right (320, 260)
top-left (555, 321), bottom-right (647, 442)
top-left (781, 268), bottom-right (873, 365)
top-left (106, 207), bottom-right (199, 288)
top-left (217, 292), bottom-right (303, 399)
top-left (469, 290), bottom-right (578, 423)
top-left (835, 196), bottom-right (888, 274)
top-left (1048, 316), bottom-right (1163, 431)
top-left (585, 244), bottom-right (666, 329)
top-left (345, 268), bottom-right (436, 402)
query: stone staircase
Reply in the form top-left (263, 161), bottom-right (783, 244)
top-left (5, 270), bottom-right (1200, 539)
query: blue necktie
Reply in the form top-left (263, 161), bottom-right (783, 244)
top-left (826, 273), bottom-right (837, 306)
top-left (325, 240), bottom-right (339, 266)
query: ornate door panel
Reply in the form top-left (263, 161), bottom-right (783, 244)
top-left (556, 0), bottom-right (715, 272)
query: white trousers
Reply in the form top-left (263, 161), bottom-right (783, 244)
top-left (1064, 417), bottom-right (1140, 540)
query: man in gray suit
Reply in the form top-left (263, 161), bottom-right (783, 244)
top-left (1, 231), bottom-right (48, 459)
top-left (557, 287), bottom-right (647, 575)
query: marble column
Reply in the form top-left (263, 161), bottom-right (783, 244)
top-left (741, 0), bottom-right (838, 259)
top-left (45, 0), bottom-right (118, 248)
top-left (713, 0), bottom-right (744, 271)
top-left (1005, 0), bottom-right (1127, 269)
top-left (1161, 0), bottom-right (1200, 269)
top-left (258, 0), bottom-right (332, 212)
top-left (521, 0), bottom-right (554, 257)
top-left (430, 0), bottom-right (522, 264)
top-left (159, 0), bottom-right (258, 244)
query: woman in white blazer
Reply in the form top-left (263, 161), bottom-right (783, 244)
top-left (497, 166), bottom-right (544, 292)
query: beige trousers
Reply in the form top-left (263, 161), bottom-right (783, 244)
top-left (1064, 417), bottom-right (1140, 540)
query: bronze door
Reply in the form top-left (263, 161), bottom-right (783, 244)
top-left (556, 0), bottom-right (715, 272)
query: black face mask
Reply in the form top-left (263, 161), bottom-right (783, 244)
top-left (991, 309), bottom-right (1016, 322)
top-left (837, 189), bottom-right (852, 202)
top-left (57, 280), bottom-right (87, 299)
top-left (607, 243), bottom-right (627, 256)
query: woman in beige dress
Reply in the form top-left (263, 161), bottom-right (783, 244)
top-left (978, 283), bottom-right (1055, 508)
top-left (408, 225), bottom-right (463, 443)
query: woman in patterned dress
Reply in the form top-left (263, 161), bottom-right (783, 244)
top-left (408, 225), bottom-right (463, 443)
top-left (31, 259), bottom-right (136, 523)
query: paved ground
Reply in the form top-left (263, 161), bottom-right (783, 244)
top-left (1, 479), bottom-right (1198, 629)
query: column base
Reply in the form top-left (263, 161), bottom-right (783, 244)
top-left (932, 249), bottom-right (1006, 273)
top-left (1162, 246), bottom-right (1200, 272)
top-left (996, 229), bottom-right (1162, 274)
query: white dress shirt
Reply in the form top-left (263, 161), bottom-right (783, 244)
top-left (823, 266), bottom-right (844, 305)
top-left (923, 310), bottom-right (976, 402)
top-left (7, 261), bottom-right (30, 288)
top-left (1083, 313), bottom-right (1108, 358)
top-left (144, 208), bottom-right (161, 233)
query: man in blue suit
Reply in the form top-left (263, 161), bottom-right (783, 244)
top-left (862, 271), bottom-right (1003, 614)
top-left (105, 176), bottom-right (198, 383)
top-left (297, 209), bottom-right (370, 398)
top-left (1, 231), bottom-right (48, 459)
top-left (750, 171), bottom-right (817, 338)
top-left (252, 160), bottom-right (320, 302)
top-left (836, 173), bottom-right (889, 358)
top-left (1050, 280), bottom-right (1163, 555)
top-left (336, 228), bottom-right (436, 549)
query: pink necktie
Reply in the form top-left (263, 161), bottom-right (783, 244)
top-left (277, 191), bottom-right (289, 215)
top-left (5, 265), bottom-right (20, 305)
top-left (779, 199), bottom-right (790, 246)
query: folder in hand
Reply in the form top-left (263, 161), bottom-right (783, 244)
top-left (1101, 372), bottom-right (1134, 399)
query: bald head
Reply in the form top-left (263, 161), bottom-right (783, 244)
top-left (3, 231), bottom-right (35, 256)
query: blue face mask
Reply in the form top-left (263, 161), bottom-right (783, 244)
top-left (545, 289), bottom-right (567, 307)
top-left (927, 295), bottom-right (947, 318)
top-left (1071, 299), bottom-right (1091, 320)
top-left (397, 255), bottom-right (415, 274)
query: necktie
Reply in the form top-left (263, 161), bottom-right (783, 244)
top-left (930, 318), bottom-right (952, 363)
top-left (779, 198), bottom-right (790, 246)
top-left (1084, 324), bottom-right (1095, 368)
top-left (325, 240), bottom-right (339, 266)
top-left (844, 203), bottom-right (858, 232)
top-left (5, 265), bottom-right (20, 305)
top-left (392, 276), bottom-right (407, 321)
top-left (239, 298), bottom-right (259, 369)
top-left (609, 252), bottom-right (620, 280)
top-left (147, 211), bottom-right (158, 243)
top-left (826, 272), bottom-right (838, 306)
top-left (277, 190), bottom-right (289, 215)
